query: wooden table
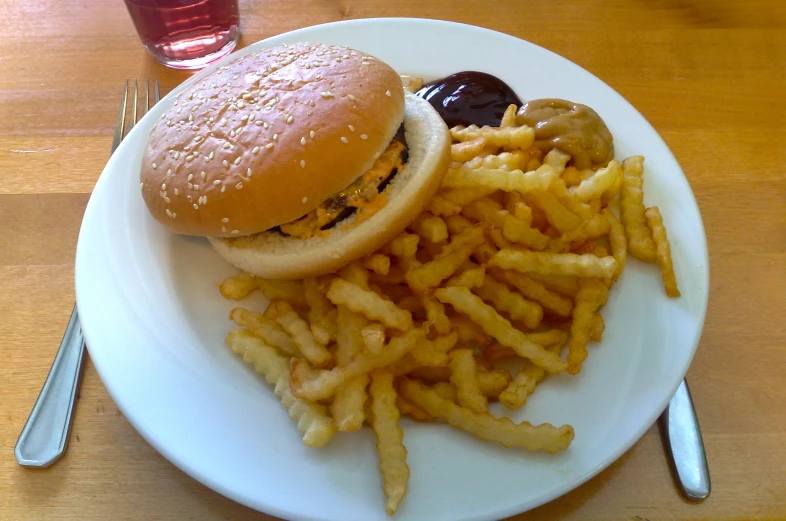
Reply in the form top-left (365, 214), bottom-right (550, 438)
top-left (2, 0), bottom-right (785, 519)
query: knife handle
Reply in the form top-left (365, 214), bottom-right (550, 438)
top-left (659, 379), bottom-right (711, 500)
top-left (15, 305), bottom-right (87, 467)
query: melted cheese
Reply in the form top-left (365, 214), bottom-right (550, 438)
top-left (279, 140), bottom-right (406, 239)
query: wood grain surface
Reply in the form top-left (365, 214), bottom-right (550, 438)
top-left (2, 0), bottom-right (785, 519)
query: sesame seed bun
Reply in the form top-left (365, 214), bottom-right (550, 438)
top-left (208, 92), bottom-right (450, 279)
top-left (141, 42), bottom-right (405, 237)
top-left (140, 42), bottom-right (451, 280)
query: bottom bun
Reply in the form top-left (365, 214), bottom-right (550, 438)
top-left (208, 93), bottom-right (451, 280)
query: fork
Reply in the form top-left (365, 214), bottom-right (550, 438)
top-left (15, 80), bottom-right (160, 468)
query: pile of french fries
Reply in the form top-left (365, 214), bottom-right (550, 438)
top-left (220, 104), bottom-right (679, 515)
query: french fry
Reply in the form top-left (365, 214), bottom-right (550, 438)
top-left (409, 212), bottom-right (449, 243)
top-left (451, 124), bottom-right (535, 150)
top-left (603, 208), bottom-right (627, 280)
top-left (443, 164), bottom-right (559, 193)
top-left (570, 160), bottom-right (622, 201)
top-left (449, 349), bottom-right (488, 412)
top-left (361, 323), bottom-right (386, 354)
top-left (620, 156), bottom-right (657, 262)
top-left (331, 306), bottom-right (370, 431)
top-left (477, 369), bottom-right (512, 399)
top-left (369, 370), bottom-right (409, 516)
top-left (423, 296), bottom-right (451, 335)
top-left (546, 213), bottom-right (611, 253)
top-left (500, 104), bottom-right (518, 127)
top-left (431, 381), bottom-right (457, 401)
top-left (225, 330), bottom-right (335, 447)
top-left (489, 249), bottom-right (617, 279)
top-left (483, 329), bottom-right (567, 362)
top-left (338, 261), bottom-right (371, 289)
top-left (461, 197), bottom-right (507, 228)
top-left (441, 186), bottom-right (498, 207)
top-left (270, 301), bottom-right (332, 366)
top-left (475, 276), bottom-right (543, 329)
top-left (399, 379), bottom-right (574, 453)
top-left (494, 269), bottom-right (573, 317)
top-left (361, 254), bottom-right (391, 276)
top-left (290, 328), bottom-right (424, 401)
top-left (397, 295), bottom-right (424, 314)
top-left (406, 226), bottom-right (486, 293)
top-left (645, 206), bottom-right (681, 297)
top-left (256, 278), bottom-right (308, 308)
top-left (526, 272), bottom-right (580, 297)
top-left (229, 307), bottom-right (300, 357)
top-left (543, 148), bottom-right (571, 170)
top-left (504, 191), bottom-right (533, 224)
top-left (566, 279), bottom-right (609, 374)
top-left (498, 344), bottom-right (561, 409)
top-left (371, 266), bottom-right (407, 285)
top-left (451, 137), bottom-right (487, 163)
top-left (303, 278), bottom-right (338, 345)
top-left (450, 315), bottom-right (492, 346)
top-left (562, 166), bottom-right (582, 187)
top-left (434, 286), bottom-right (566, 373)
top-left (502, 214), bottom-right (550, 250)
top-left (590, 313), bottom-right (605, 342)
top-left (465, 151), bottom-right (529, 171)
top-left (220, 272), bottom-right (258, 300)
top-left (446, 263), bottom-right (486, 288)
top-left (427, 194), bottom-right (462, 216)
top-left (444, 214), bottom-right (474, 235)
top-left (387, 232), bottom-right (420, 259)
top-left (410, 337), bottom-right (450, 367)
top-left (525, 190), bottom-right (582, 233)
top-left (548, 177), bottom-right (593, 220)
top-left (396, 395), bottom-right (433, 423)
top-left (327, 278), bottom-right (413, 331)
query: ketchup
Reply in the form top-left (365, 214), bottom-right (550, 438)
top-left (416, 71), bottom-right (523, 128)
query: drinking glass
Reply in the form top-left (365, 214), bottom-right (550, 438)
top-left (124, 0), bottom-right (240, 70)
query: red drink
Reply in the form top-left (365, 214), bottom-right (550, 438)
top-left (124, 0), bottom-right (240, 69)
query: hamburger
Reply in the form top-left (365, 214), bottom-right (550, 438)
top-left (141, 42), bottom-right (450, 279)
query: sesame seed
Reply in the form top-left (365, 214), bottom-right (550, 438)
top-left (266, 143), bottom-right (274, 149)
top-left (174, 151), bottom-right (180, 159)
top-left (202, 196), bottom-right (208, 204)
top-left (209, 151), bottom-right (215, 159)
top-left (300, 137), bottom-right (306, 145)
top-left (360, 134), bottom-right (368, 140)
top-left (241, 115), bottom-right (248, 122)
top-left (300, 160), bottom-right (306, 168)
top-left (347, 94), bottom-right (356, 101)
top-left (320, 91), bottom-right (334, 98)
top-left (187, 174), bottom-right (194, 181)
top-left (340, 136), bottom-right (349, 144)
top-left (188, 182), bottom-right (194, 189)
top-left (287, 115), bottom-right (294, 123)
top-left (255, 121), bottom-right (264, 126)
top-left (172, 213), bottom-right (177, 219)
top-left (222, 226), bottom-right (227, 233)
top-left (222, 217), bottom-right (229, 223)
top-left (192, 125), bottom-right (199, 131)
top-left (252, 146), bottom-right (260, 155)
top-left (186, 155), bottom-right (194, 162)
top-left (247, 168), bottom-right (252, 177)
top-left (152, 163), bottom-right (157, 169)
top-left (310, 130), bottom-right (315, 138)
top-left (167, 169), bottom-right (172, 176)
top-left (237, 101), bottom-right (245, 109)
top-left (249, 114), bottom-right (255, 121)
top-left (231, 230), bottom-right (240, 235)
top-left (230, 130), bottom-right (236, 137)
top-left (348, 124), bottom-right (355, 132)
top-left (194, 136), bottom-right (203, 142)
top-left (309, 100), bottom-right (315, 107)
top-left (221, 186), bottom-right (226, 193)
top-left (234, 156), bottom-right (242, 165)
top-left (263, 122), bottom-right (269, 129)
top-left (213, 180), bottom-right (221, 186)
top-left (166, 209), bottom-right (173, 217)
top-left (194, 184), bottom-right (199, 190)
top-left (386, 90), bottom-right (392, 97)
top-left (242, 93), bottom-right (252, 100)
top-left (200, 171), bottom-right (207, 180)
top-left (140, 182), bottom-right (144, 190)
top-left (184, 145), bottom-right (191, 152)
top-left (236, 183), bottom-right (243, 189)
top-left (193, 203), bottom-right (199, 210)
top-left (161, 183), bottom-right (166, 190)
top-left (302, 196), bottom-right (308, 203)
top-left (174, 188), bottom-right (179, 195)
top-left (164, 197), bottom-right (171, 203)
top-left (223, 160), bottom-right (230, 168)
top-left (273, 134), bottom-right (278, 141)
top-left (223, 143), bottom-right (231, 149)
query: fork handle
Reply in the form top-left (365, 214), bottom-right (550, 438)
top-left (658, 379), bottom-right (711, 500)
top-left (15, 305), bottom-right (87, 467)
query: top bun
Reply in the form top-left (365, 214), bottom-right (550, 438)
top-left (141, 42), bottom-right (405, 237)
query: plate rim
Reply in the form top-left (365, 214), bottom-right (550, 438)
top-left (76, 17), bottom-right (710, 521)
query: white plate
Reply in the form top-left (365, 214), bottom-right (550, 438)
top-left (76, 18), bottom-right (709, 521)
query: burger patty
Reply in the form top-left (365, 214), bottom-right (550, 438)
top-left (277, 126), bottom-right (408, 239)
